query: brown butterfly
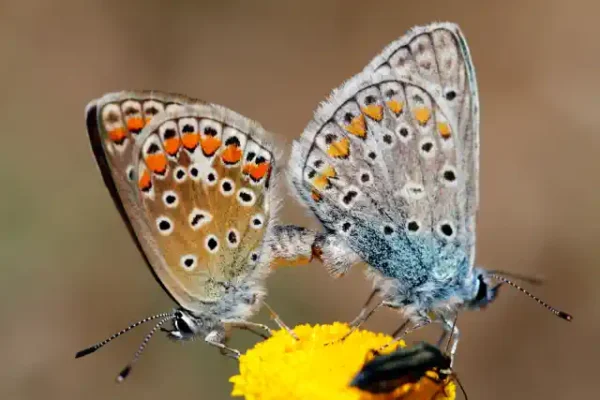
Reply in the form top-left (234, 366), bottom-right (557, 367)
top-left (77, 91), bottom-right (319, 382)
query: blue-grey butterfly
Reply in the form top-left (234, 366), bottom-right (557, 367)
top-left (288, 22), bottom-right (572, 355)
top-left (77, 91), bottom-right (315, 381)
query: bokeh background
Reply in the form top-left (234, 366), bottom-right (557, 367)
top-left (1, 0), bottom-right (598, 399)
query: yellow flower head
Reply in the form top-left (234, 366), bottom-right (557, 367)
top-left (230, 323), bottom-right (455, 400)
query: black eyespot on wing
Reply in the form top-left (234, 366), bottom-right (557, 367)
top-left (383, 225), bottom-right (393, 235)
top-left (440, 224), bottom-right (454, 237)
top-left (204, 126), bottom-right (218, 136)
top-left (207, 237), bottom-right (218, 250)
top-left (445, 91), bottom-right (457, 101)
top-left (443, 170), bottom-right (456, 182)
top-left (225, 136), bottom-right (241, 146)
top-left (407, 221), bottom-right (419, 232)
top-left (342, 190), bottom-right (358, 205)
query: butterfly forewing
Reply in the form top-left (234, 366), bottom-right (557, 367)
top-left (290, 22), bottom-right (478, 284)
top-left (131, 105), bottom-right (274, 304)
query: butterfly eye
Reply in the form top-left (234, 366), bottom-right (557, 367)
top-left (174, 317), bottom-right (193, 335)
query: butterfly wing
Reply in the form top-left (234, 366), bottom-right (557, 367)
top-left (289, 23), bottom-right (479, 292)
top-left (367, 22), bottom-right (480, 267)
top-left (86, 91), bottom-right (205, 303)
top-left (130, 104), bottom-right (275, 310)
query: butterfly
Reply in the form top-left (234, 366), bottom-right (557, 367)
top-left (288, 22), bottom-right (572, 355)
top-left (350, 342), bottom-right (463, 399)
top-left (77, 91), bottom-right (317, 381)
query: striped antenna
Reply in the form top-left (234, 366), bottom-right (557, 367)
top-left (75, 312), bottom-right (173, 358)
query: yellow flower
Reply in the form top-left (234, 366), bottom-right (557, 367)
top-left (229, 323), bottom-right (455, 400)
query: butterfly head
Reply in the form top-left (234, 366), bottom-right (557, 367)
top-left (163, 309), bottom-right (207, 341)
top-left (464, 268), bottom-right (501, 311)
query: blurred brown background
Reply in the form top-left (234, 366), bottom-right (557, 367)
top-left (1, 0), bottom-right (598, 399)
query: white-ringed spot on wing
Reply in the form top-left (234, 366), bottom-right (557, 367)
top-left (188, 163), bottom-right (201, 182)
top-left (204, 234), bottom-right (219, 254)
top-left (204, 168), bottom-right (218, 187)
top-left (162, 190), bottom-right (179, 208)
top-left (418, 138), bottom-right (436, 159)
top-left (397, 125), bottom-right (412, 144)
top-left (226, 228), bottom-right (240, 248)
top-left (126, 165), bottom-right (135, 182)
top-left (237, 188), bottom-right (256, 207)
top-left (339, 187), bottom-right (360, 209)
top-left (339, 220), bottom-right (353, 235)
top-left (173, 166), bottom-right (187, 183)
top-left (219, 178), bottom-right (235, 197)
top-left (250, 214), bottom-right (265, 230)
top-left (180, 254), bottom-right (198, 271)
top-left (358, 169), bottom-right (373, 186)
top-left (440, 165), bottom-right (458, 188)
top-left (189, 208), bottom-right (212, 231)
top-left (436, 220), bottom-right (456, 239)
top-left (156, 216), bottom-right (174, 236)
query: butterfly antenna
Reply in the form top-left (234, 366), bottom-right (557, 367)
top-left (488, 270), bottom-right (543, 285)
top-left (491, 274), bottom-right (572, 321)
top-left (75, 312), bottom-right (173, 358)
top-left (116, 315), bottom-right (175, 383)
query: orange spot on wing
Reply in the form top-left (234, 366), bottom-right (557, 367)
top-left (163, 138), bottom-right (181, 155)
top-left (327, 138), bottom-right (350, 158)
top-left (386, 100), bottom-right (403, 115)
top-left (438, 122), bottom-right (451, 138)
top-left (201, 136), bottom-right (221, 156)
top-left (182, 133), bottom-right (200, 150)
top-left (321, 165), bottom-right (336, 179)
top-left (127, 117), bottom-right (144, 132)
top-left (108, 127), bottom-right (127, 143)
top-left (345, 114), bottom-right (366, 138)
top-left (222, 145), bottom-right (242, 164)
top-left (146, 154), bottom-right (167, 174)
top-left (311, 190), bottom-right (322, 202)
top-left (248, 162), bottom-right (270, 181)
top-left (361, 104), bottom-right (383, 121)
top-left (138, 170), bottom-right (152, 191)
top-left (312, 174), bottom-right (330, 190)
top-left (414, 107), bottom-right (431, 126)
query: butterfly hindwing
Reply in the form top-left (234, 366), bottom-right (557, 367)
top-left (132, 105), bottom-right (275, 304)
top-left (85, 91), bottom-right (205, 305)
top-left (290, 22), bottom-right (478, 301)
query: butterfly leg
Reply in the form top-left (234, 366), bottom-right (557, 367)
top-left (204, 330), bottom-right (241, 359)
top-left (325, 289), bottom-right (384, 345)
top-left (379, 318), bottom-right (432, 352)
top-left (222, 320), bottom-right (272, 339)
